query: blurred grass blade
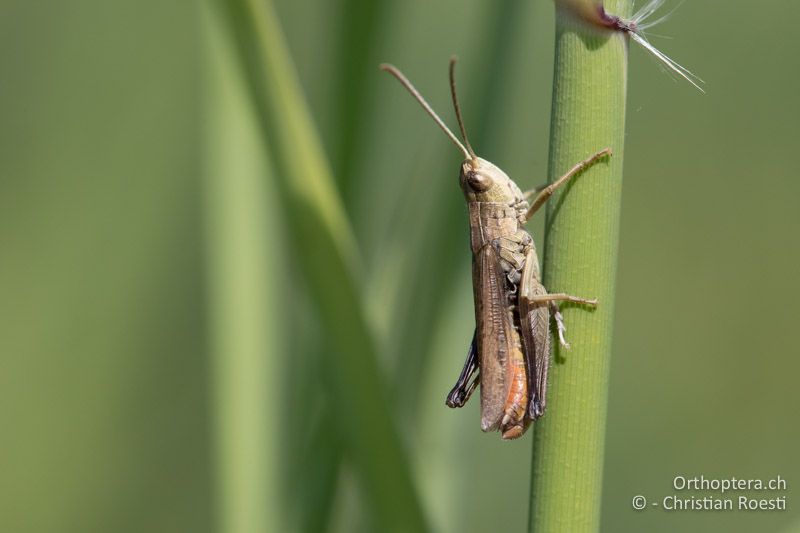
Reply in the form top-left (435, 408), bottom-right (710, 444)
top-left (330, 0), bottom-right (389, 203)
top-left (204, 7), bottom-right (284, 532)
top-left (290, 1), bottom-right (386, 528)
top-left (294, 414), bottom-right (342, 533)
top-left (529, 1), bottom-right (631, 531)
top-left (208, 1), bottom-right (428, 532)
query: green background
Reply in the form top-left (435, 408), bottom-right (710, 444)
top-left (1, 1), bottom-right (798, 532)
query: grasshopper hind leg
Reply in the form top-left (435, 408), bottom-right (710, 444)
top-left (445, 331), bottom-right (479, 408)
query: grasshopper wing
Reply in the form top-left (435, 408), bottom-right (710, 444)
top-left (474, 244), bottom-right (516, 432)
top-left (519, 248), bottom-right (551, 420)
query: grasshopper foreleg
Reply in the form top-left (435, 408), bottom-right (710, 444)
top-left (525, 147), bottom-right (612, 221)
top-left (522, 184), bottom-right (547, 201)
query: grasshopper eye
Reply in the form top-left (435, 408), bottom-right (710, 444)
top-left (467, 171), bottom-right (492, 192)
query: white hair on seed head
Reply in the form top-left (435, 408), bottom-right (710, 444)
top-left (629, 31), bottom-right (704, 92)
top-left (631, 0), bottom-right (669, 28)
top-left (624, 0), bottom-right (705, 92)
top-left (557, 0), bottom-right (704, 92)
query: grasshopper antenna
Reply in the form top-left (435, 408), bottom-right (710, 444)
top-left (380, 63), bottom-right (472, 160)
top-left (448, 56), bottom-right (477, 161)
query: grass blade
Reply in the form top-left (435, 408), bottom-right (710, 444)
top-left (207, 1), bottom-right (428, 531)
top-left (204, 8), bottom-right (284, 531)
top-left (529, 1), bottom-right (631, 531)
top-left (330, 0), bottom-right (389, 203)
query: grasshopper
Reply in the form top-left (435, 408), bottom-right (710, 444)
top-left (381, 58), bottom-right (610, 440)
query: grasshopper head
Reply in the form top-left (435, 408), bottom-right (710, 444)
top-left (460, 157), bottom-right (522, 204)
top-left (381, 58), bottom-right (525, 204)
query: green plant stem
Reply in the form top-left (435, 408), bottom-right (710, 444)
top-left (529, 1), bottom-right (631, 532)
top-left (209, 1), bottom-right (428, 532)
top-left (204, 9), bottom-right (279, 531)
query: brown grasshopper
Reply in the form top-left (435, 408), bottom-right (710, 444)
top-left (381, 58), bottom-right (610, 440)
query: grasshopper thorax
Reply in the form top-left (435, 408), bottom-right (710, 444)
top-left (460, 157), bottom-right (525, 206)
